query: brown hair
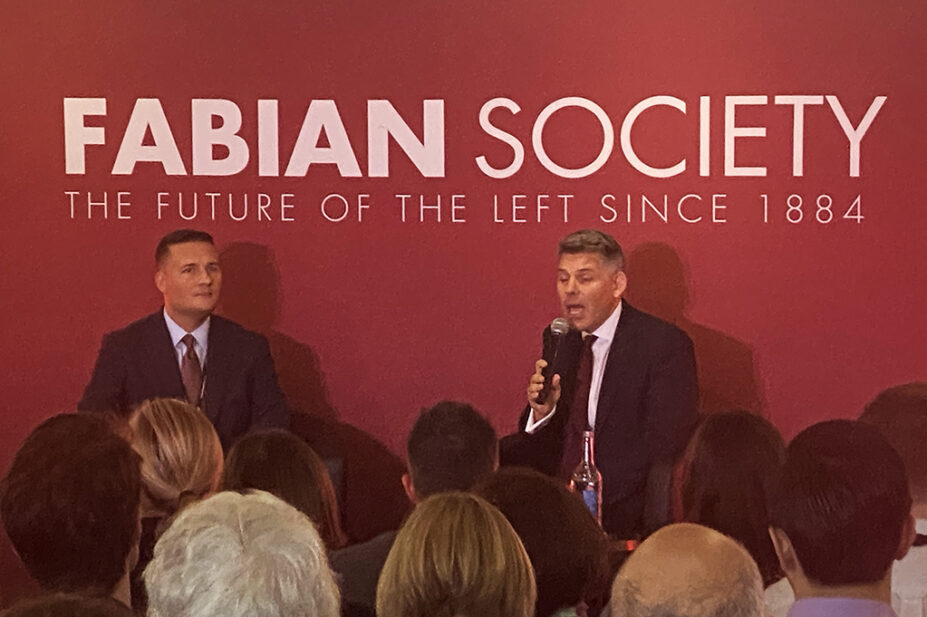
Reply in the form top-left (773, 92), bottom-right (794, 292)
top-left (222, 429), bottom-right (347, 549)
top-left (860, 382), bottom-right (927, 503)
top-left (681, 410), bottom-right (785, 587)
top-left (0, 414), bottom-right (141, 595)
top-left (474, 467), bottom-right (612, 617)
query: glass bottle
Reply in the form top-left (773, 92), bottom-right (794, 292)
top-left (569, 430), bottom-right (603, 525)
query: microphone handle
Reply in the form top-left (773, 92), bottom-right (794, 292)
top-left (536, 339), bottom-right (561, 405)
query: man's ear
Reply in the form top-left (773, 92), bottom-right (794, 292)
top-left (401, 473), bottom-right (417, 504)
top-left (613, 270), bottom-right (628, 299)
top-left (768, 526), bottom-right (799, 574)
top-left (154, 268), bottom-right (166, 294)
top-left (896, 512), bottom-right (917, 561)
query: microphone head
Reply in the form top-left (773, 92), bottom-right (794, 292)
top-left (550, 317), bottom-right (571, 336)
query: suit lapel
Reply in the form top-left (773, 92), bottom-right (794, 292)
top-left (202, 316), bottom-right (227, 422)
top-left (143, 311), bottom-right (186, 399)
top-left (594, 302), bottom-right (636, 435)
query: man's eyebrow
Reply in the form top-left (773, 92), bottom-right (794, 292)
top-left (558, 268), bottom-right (594, 274)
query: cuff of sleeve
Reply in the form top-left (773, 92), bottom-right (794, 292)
top-left (524, 405), bottom-right (557, 433)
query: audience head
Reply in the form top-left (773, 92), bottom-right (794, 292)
top-left (681, 410), bottom-right (785, 586)
top-left (376, 491), bottom-right (535, 617)
top-left (130, 398), bottom-right (223, 526)
top-left (767, 419), bottom-right (915, 594)
top-left (2, 593), bottom-right (135, 617)
top-left (144, 490), bottom-right (340, 617)
top-left (860, 382), bottom-right (927, 511)
top-left (0, 414), bottom-right (141, 597)
top-left (610, 522), bottom-right (765, 617)
top-left (473, 467), bottom-right (611, 617)
top-left (404, 401), bottom-right (498, 502)
top-left (222, 429), bottom-right (347, 549)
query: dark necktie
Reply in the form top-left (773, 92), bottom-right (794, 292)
top-left (180, 334), bottom-right (202, 405)
top-left (560, 334), bottom-right (597, 478)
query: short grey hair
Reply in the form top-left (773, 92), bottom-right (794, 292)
top-left (144, 490), bottom-right (340, 617)
top-left (558, 229), bottom-right (624, 270)
top-left (609, 566), bottom-right (765, 617)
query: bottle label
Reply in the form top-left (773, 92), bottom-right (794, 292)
top-left (581, 487), bottom-right (599, 517)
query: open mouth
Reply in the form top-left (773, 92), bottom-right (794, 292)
top-left (565, 304), bottom-right (584, 318)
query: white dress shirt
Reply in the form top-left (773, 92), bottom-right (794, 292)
top-left (894, 517), bottom-right (927, 617)
top-left (163, 309), bottom-right (210, 370)
top-left (525, 301), bottom-right (623, 432)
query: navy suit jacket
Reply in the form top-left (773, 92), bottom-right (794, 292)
top-left (78, 311), bottom-right (288, 450)
top-left (501, 302), bottom-right (698, 537)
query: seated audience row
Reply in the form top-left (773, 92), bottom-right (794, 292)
top-left (1, 383), bottom-right (925, 617)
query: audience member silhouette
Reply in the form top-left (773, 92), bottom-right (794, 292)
top-left (860, 383), bottom-right (927, 616)
top-left (0, 415), bottom-right (141, 607)
top-left (127, 398), bottom-right (224, 610)
top-left (767, 420), bottom-right (915, 617)
top-left (474, 467), bottom-right (611, 617)
top-left (223, 428), bottom-right (347, 549)
top-left (330, 400), bottom-right (498, 615)
top-left (610, 522), bottom-right (765, 617)
top-left (376, 491), bottom-right (535, 617)
top-left (144, 490), bottom-right (340, 617)
top-left (681, 410), bottom-right (785, 586)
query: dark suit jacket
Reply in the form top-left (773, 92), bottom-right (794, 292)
top-left (501, 302), bottom-right (698, 537)
top-left (78, 311), bottom-right (288, 450)
top-left (329, 530), bottom-right (398, 614)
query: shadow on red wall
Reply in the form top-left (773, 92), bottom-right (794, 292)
top-left (220, 242), bottom-right (410, 543)
top-left (626, 242), bottom-right (766, 416)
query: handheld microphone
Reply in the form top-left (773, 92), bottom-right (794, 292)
top-left (536, 317), bottom-right (571, 404)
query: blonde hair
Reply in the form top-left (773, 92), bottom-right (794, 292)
top-left (376, 492), bottom-right (536, 617)
top-left (130, 398), bottom-right (223, 520)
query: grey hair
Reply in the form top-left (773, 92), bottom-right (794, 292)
top-left (609, 563), bottom-right (765, 617)
top-left (558, 229), bottom-right (624, 270)
top-left (144, 490), bottom-right (340, 617)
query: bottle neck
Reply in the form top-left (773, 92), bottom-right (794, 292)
top-left (582, 430), bottom-right (595, 464)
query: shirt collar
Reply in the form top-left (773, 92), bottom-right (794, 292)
top-left (163, 308), bottom-right (211, 348)
top-left (917, 517), bottom-right (927, 534)
top-left (787, 598), bottom-right (897, 617)
top-left (586, 300), bottom-right (622, 344)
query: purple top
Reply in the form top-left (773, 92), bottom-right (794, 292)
top-left (787, 598), bottom-right (897, 617)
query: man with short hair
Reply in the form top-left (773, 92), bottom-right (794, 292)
top-left (330, 400), bottom-right (498, 616)
top-left (610, 522), bottom-right (766, 617)
top-left (144, 490), bottom-right (340, 617)
top-left (504, 229), bottom-right (699, 537)
top-left (860, 383), bottom-right (927, 617)
top-left (0, 414), bottom-right (142, 607)
top-left (767, 420), bottom-right (916, 617)
top-left (78, 229), bottom-right (288, 449)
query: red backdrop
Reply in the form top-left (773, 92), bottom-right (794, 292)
top-left (1, 0), bottom-right (925, 577)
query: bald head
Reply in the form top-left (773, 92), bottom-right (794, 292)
top-left (610, 523), bottom-right (764, 617)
